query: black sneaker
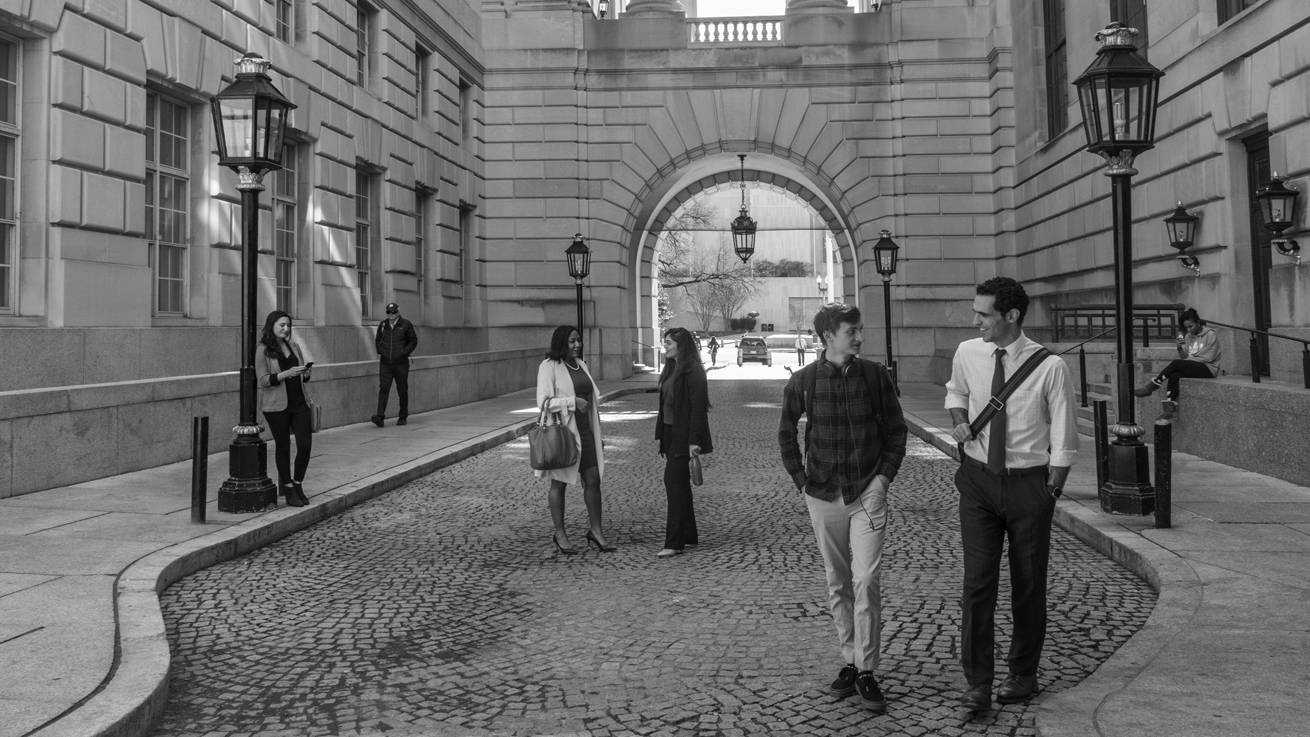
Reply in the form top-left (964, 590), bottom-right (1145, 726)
top-left (829, 664), bottom-right (858, 698)
top-left (371, 415), bottom-right (384, 427)
top-left (855, 671), bottom-right (887, 713)
top-left (397, 417), bottom-right (408, 426)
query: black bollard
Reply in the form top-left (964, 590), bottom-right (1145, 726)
top-left (1154, 419), bottom-right (1172, 529)
top-left (1079, 345), bottom-right (1088, 408)
top-left (191, 416), bottom-right (209, 524)
top-left (1092, 399), bottom-right (1109, 492)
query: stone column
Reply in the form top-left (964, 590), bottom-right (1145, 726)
top-left (786, 0), bottom-right (852, 13)
top-left (623, 0), bottom-right (685, 18)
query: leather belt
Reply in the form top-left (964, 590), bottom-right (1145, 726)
top-left (961, 454), bottom-right (1047, 478)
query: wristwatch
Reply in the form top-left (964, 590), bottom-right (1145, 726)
top-left (1047, 485), bottom-right (1063, 499)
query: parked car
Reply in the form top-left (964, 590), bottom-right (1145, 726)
top-left (737, 335), bottom-right (772, 367)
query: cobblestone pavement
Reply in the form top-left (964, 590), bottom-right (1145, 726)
top-left (154, 380), bottom-right (1155, 737)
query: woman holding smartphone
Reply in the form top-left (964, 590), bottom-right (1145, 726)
top-left (258, 310), bottom-right (315, 507)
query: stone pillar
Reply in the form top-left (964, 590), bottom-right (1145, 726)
top-left (786, 0), bottom-right (853, 13)
top-left (623, 0), bottom-right (685, 18)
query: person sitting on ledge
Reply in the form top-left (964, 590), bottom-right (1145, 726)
top-left (1134, 307), bottom-right (1221, 420)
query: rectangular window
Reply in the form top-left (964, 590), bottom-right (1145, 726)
top-left (416, 45), bottom-right (431, 123)
top-left (276, 0), bottom-right (293, 43)
top-left (356, 1), bottom-right (374, 86)
top-left (0, 36), bottom-right (17, 314)
top-left (1218, 0), bottom-right (1259, 25)
top-left (458, 77), bottom-right (472, 146)
top-left (146, 92), bottom-right (191, 316)
top-left (1043, 0), bottom-right (1069, 136)
top-left (1110, 0), bottom-right (1149, 57)
top-left (415, 189), bottom-right (428, 298)
top-left (273, 145), bottom-right (298, 314)
top-left (355, 170), bottom-right (371, 317)
top-left (458, 203), bottom-right (473, 286)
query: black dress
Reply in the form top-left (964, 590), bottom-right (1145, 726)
top-left (567, 361), bottom-right (598, 472)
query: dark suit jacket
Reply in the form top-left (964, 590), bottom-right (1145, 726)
top-left (655, 362), bottom-right (713, 458)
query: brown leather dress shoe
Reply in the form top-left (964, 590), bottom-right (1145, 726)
top-left (996, 674), bottom-right (1038, 704)
top-left (960, 684), bottom-right (991, 713)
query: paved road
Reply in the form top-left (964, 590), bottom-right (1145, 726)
top-left (154, 380), bottom-right (1155, 737)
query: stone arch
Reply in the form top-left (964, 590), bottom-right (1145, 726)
top-left (629, 148), bottom-right (872, 366)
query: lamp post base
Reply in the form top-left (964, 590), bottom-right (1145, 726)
top-left (1099, 437), bottom-right (1155, 515)
top-left (217, 436), bottom-right (277, 513)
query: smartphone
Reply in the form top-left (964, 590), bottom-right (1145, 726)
top-left (304, 361), bottom-right (314, 369)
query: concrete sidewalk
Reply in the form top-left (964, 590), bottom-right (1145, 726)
top-left (0, 377), bottom-right (657, 737)
top-left (895, 382), bottom-right (1310, 737)
top-left (3, 376), bottom-right (1307, 737)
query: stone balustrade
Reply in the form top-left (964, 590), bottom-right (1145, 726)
top-left (687, 17), bottom-right (784, 45)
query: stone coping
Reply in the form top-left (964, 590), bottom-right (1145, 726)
top-left (0, 348), bottom-right (544, 422)
top-left (25, 384), bottom-right (649, 737)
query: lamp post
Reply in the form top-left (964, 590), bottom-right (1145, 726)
top-left (872, 229), bottom-right (899, 392)
top-left (210, 53), bottom-right (296, 513)
top-left (731, 154), bottom-right (757, 265)
top-left (598, 0), bottom-right (609, 18)
top-left (1255, 174), bottom-right (1302, 265)
top-left (1073, 22), bottom-right (1163, 515)
top-left (566, 233), bottom-right (592, 339)
top-left (1165, 202), bottom-right (1200, 274)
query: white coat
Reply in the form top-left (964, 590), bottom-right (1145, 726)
top-left (534, 358), bottom-right (604, 485)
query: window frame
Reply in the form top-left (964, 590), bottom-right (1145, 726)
top-left (355, 1), bottom-right (376, 88)
top-left (355, 169), bottom-right (373, 317)
top-left (272, 143), bottom-right (299, 315)
top-left (416, 44), bottom-right (432, 125)
top-left (458, 77), bottom-right (473, 147)
top-left (1042, 0), bottom-right (1070, 137)
top-left (1110, 0), bottom-right (1149, 58)
top-left (1218, 0), bottom-right (1259, 25)
top-left (0, 33), bottom-right (19, 315)
top-left (275, 0), bottom-right (293, 44)
top-left (145, 90), bottom-right (193, 317)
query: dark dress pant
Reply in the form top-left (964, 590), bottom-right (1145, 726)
top-left (1154, 359), bottom-right (1213, 400)
top-left (377, 361), bottom-right (410, 418)
top-left (956, 461), bottom-right (1055, 686)
top-left (662, 451), bottom-right (699, 550)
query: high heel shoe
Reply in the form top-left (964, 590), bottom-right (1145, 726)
top-left (552, 533), bottom-right (578, 555)
top-left (290, 480), bottom-right (310, 506)
top-left (586, 530), bottom-right (618, 552)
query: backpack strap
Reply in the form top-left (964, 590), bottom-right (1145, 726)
top-left (802, 359), bottom-right (886, 451)
top-left (966, 348), bottom-right (1054, 440)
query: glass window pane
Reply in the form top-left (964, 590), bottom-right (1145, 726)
top-left (0, 39), bottom-right (16, 127)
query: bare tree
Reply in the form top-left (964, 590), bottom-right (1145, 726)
top-left (655, 199), bottom-right (760, 331)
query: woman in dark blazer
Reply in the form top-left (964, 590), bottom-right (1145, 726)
top-left (654, 327), bottom-right (713, 558)
top-left (258, 310), bottom-right (314, 507)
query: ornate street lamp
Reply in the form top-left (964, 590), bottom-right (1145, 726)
top-left (1164, 203), bottom-right (1200, 274)
top-left (598, 0), bottom-right (609, 18)
top-left (731, 154), bottom-right (757, 264)
top-left (816, 274), bottom-right (827, 298)
top-left (872, 229), bottom-right (900, 392)
top-left (566, 233), bottom-right (591, 339)
top-left (1073, 22), bottom-right (1163, 515)
top-left (210, 53), bottom-right (296, 513)
top-left (1255, 174), bottom-right (1302, 264)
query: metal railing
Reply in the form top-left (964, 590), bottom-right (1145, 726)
top-left (1195, 317), bottom-right (1310, 389)
top-left (1052, 326), bottom-right (1118, 407)
top-left (1051, 303), bottom-right (1181, 346)
top-left (688, 17), bottom-right (783, 45)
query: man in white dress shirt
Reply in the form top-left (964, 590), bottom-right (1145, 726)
top-left (944, 277), bottom-right (1077, 713)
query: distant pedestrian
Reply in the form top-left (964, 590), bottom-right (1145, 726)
top-left (778, 303), bottom-right (906, 713)
top-left (945, 277), bottom-right (1077, 713)
top-left (795, 335), bottom-right (807, 364)
top-left (258, 311), bottom-right (314, 507)
top-left (536, 325), bottom-right (616, 554)
top-left (372, 302), bottom-right (417, 427)
top-left (1134, 307), bottom-right (1220, 420)
top-left (655, 327), bottom-right (713, 558)
top-left (707, 335), bottom-right (720, 366)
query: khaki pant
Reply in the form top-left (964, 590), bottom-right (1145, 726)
top-left (806, 488), bottom-right (888, 672)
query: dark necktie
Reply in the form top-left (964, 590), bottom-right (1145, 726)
top-left (987, 347), bottom-right (1007, 474)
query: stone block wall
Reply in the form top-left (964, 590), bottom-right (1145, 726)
top-left (0, 347), bottom-right (541, 498)
top-left (1171, 376), bottom-right (1310, 488)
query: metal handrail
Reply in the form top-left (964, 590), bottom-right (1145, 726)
top-left (1190, 317), bottom-right (1310, 389)
top-left (1054, 326), bottom-right (1117, 407)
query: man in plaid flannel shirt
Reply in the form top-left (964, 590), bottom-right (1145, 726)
top-left (778, 303), bottom-right (907, 714)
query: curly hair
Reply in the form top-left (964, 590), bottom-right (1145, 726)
top-left (259, 311), bottom-right (292, 358)
top-left (813, 302), bottom-right (861, 345)
top-left (976, 277), bottom-right (1030, 325)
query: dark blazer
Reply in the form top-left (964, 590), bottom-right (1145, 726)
top-left (375, 317), bottom-right (418, 363)
top-left (655, 362), bottom-right (713, 457)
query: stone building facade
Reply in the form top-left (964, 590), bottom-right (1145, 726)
top-left (1, 0), bottom-right (1307, 496)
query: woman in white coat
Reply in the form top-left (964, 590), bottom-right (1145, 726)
top-left (536, 325), bottom-right (617, 554)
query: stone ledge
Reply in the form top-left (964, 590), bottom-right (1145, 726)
top-left (1171, 376), bottom-right (1310, 488)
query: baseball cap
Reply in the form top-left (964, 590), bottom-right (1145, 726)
top-left (385, 302), bottom-right (399, 313)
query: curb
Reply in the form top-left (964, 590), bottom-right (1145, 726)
top-left (901, 410), bottom-right (1199, 737)
top-left (32, 387), bottom-right (648, 737)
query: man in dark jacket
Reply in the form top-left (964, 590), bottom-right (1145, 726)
top-left (372, 302), bottom-right (418, 426)
top-left (778, 302), bottom-right (907, 715)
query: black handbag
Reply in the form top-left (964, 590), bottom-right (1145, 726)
top-left (690, 453), bottom-right (704, 486)
top-left (528, 406), bottom-right (579, 470)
